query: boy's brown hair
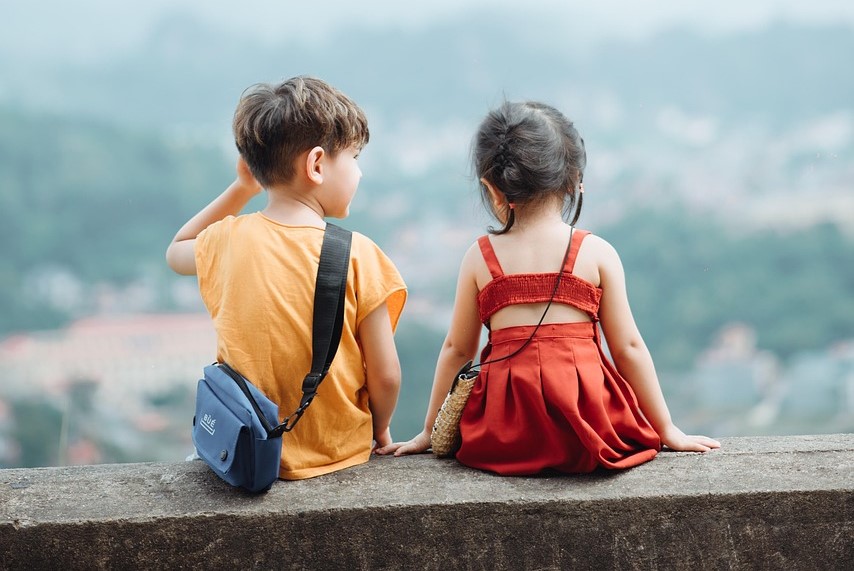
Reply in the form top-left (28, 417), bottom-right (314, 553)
top-left (233, 76), bottom-right (370, 188)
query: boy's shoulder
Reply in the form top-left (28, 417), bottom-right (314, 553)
top-left (348, 230), bottom-right (403, 277)
top-left (349, 230), bottom-right (386, 254)
top-left (199, 213), bottom-right (244, 237)
top-left (349, 230), bottom-right (393, 261)
top-left (196, 214), bottom-right (240, 246)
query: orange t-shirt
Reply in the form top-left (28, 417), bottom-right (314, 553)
top-left (195, 213), bottom-right (406, 479)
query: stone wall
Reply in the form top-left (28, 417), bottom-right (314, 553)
top-left (1, 434), bottom-right (852, 570)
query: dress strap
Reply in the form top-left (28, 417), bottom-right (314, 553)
top-left (563, 229), bottom-right (591, 274)
top-left (477, 236), bottom-right (504, 278)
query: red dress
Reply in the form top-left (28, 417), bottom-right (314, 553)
top-left (455, 230), bottom-right (661, 475)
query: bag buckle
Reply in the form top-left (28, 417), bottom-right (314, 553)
top-left (274, 371), bottom-right (326, 435)
top-left (279, 394), bottom-right (315, 433)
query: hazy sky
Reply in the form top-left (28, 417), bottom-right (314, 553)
top-left (4, 0), bottom-right (854, 62)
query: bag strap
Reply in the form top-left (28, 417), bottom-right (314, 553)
top-left (220, 223), bottom-right (352, 438)
top-left (278, 222), bottom-right (352, 434)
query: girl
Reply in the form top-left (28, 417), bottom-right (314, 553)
top-left (378, 101), bottom-right (719, 474)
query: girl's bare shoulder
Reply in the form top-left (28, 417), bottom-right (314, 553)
top-left (581, 232), bottom-right (620, 259)
top-left (576, 232), bottom-right (624, 286)
top-left (459, 239), bottom-right (491, 283)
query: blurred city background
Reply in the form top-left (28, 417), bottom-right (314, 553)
top-left (1, 1), bottom-right (852, 468)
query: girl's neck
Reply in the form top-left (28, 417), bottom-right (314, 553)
top-left (507, 199), bottom-right (568, 235)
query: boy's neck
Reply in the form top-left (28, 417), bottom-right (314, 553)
top-left (262, 187), bottom-right (327, 227)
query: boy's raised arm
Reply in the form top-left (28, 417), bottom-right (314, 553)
top-left (166, 157), bottom-right (262, 276)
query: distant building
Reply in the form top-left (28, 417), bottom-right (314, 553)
top-left (0, 313), bottom-right (216, 466)
top-left (0, 313), bottom-right (215, 403)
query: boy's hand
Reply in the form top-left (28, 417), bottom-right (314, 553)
top-left (372, 427), bottom-right (393, 452)
top-left (236, 156), bottom-right (263, 196)
top-left (374, 429), bottom-right (431, 456)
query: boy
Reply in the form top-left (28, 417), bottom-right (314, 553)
top-left (166, 76), bottom-right (406, 480)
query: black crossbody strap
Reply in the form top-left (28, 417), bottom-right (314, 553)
top-left (275, 223), bottom-right (352, 435)
top-left (454, 227), bottom-right (575, 386)
top-left (216, 224), bottom-right (351, 438)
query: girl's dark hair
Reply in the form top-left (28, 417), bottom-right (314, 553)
top-left (473, 101), bottom-right (586, 234)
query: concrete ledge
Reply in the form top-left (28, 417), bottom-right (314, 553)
top-left (1, 434), bottom-right (852, 570)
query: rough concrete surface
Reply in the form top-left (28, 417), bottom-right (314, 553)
top-left (1, 434), bottom-right (852, 570)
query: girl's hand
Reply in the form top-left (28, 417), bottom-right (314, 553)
top-left (235, 156), bottom-right (263, 196)
top-left (660, 424), bottom-right (721, 453)
top-left (374, 429), bottom-right (432, 456)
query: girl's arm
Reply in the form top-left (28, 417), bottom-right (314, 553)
top-left (596, 237), bottom-right (720, 452)
top-left (166, 157), bottom-right (263, 276)
top-left (375, 244), bottom-right (483, 456)
top-left (359, 301), bottom-right (402, 450)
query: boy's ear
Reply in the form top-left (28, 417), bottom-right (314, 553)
top-left (304, 146), bottom-right (325, 185)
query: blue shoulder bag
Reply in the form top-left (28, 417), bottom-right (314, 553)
top-left (192, 223), bottom-right (352, 493)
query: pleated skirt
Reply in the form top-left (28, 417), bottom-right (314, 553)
top-left (456, 322), bottom-right (661, 475)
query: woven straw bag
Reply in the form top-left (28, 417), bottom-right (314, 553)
top-left (431, 366), bottom-right (478, 457)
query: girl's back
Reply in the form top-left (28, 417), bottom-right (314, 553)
top-left (378, 99), bottom-right (720, 468)
top-left (474, 217), bottom-right (602, 330)
top-left (457, 217), bottom-right (662, 475)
